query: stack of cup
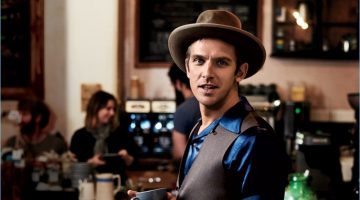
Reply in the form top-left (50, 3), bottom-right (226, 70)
top-left (69, 162), bottom-right (93, 188)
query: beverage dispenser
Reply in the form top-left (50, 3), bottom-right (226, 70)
top-left (125, 99), bottom-right (176, 158)
top-left (125, 100), bottom-right (152, 157)
top-left (151, 100), bottom-right (176, 158)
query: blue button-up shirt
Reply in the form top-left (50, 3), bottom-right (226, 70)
top-left (183, 96), bottom-right (254, 176)
top-left (182, 96), bottom-right (289, 199)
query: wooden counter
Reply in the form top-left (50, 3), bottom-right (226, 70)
top-left (126, 170), bottom-right (177, 191)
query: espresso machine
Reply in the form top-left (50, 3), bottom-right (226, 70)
top-left (125, 100), bottom-right (152, 156)
top-left (347, 93), bottom-right (359, 197)
top-left (239, 83), bottom-right (282, 129)
top-left (150, 100), bottom-right (176, 157)
top-left (125, 99), bottom-right (176, 158)
top-left (283, 101), bottom-right (311, 155)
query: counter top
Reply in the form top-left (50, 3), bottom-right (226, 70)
top-left (311, 109), bottom-right (355, 123)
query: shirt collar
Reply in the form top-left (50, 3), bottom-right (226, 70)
top-left (194, 96), bottom-right (254, 138)
top-left (218, 96), bottom-right (254, 133)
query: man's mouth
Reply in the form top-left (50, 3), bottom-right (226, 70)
top-left (199, 84), bottom-right (218, 90)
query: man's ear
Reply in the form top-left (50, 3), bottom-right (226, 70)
top-left (185, 58), bottom-right (190, 78)
top-left (236, 63), bottom-right (248, 82)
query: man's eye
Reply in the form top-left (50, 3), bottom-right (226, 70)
top-left (193, 57), bottom-right (204, 65)
top-left (217, 60), bottom-right (228, 66)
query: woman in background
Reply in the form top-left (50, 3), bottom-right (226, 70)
top-left (70, 90), bottom-right (137, 184)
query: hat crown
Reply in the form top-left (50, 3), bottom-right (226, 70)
top-left (168, 9), bottom-right (265, 78)
top-left (196, 10), bottom-right (242, 29)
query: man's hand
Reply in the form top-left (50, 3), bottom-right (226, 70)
top-left (127, 190), bottom-right (137, 198)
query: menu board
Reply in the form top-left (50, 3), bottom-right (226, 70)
top-left (138, 0), bottom-right (259, 63)
top-left (1, 0), bottom-right (44, 99)
top-left (1, 0), bottom-right (31, 87)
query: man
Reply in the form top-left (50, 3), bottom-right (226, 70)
top-left (129, 10), bottom-right (290, 200)
top-left (4, 98), bottom-right (68, 160)
top-left (168, 63), bottom-right (201, 161)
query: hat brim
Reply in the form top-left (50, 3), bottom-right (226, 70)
top-left (168, 23), bottom-right (266, 78)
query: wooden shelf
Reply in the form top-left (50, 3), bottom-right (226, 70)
top-left (271, 50), bottom-right (359, 60)
top-left (272, 0), bottom-right (359, 60)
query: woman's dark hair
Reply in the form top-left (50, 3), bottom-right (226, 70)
top-left (18, 98), bottom-right (50, 129)
top-left (85, 90), bottom-right (118, 129)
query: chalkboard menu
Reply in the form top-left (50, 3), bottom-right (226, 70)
top-left (138, 0), bottom-right (260, 63)
top-left (2, 0), bottom-right (31, 87)
top-left (1, 0), bottom-right (44, 99)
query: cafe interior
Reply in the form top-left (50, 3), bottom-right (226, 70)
top-left (1, 0), bottom-right (359, 199)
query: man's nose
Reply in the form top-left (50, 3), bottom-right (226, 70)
top-left (201, 62), bottom-right (215, 79)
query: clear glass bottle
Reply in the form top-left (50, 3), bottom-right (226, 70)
top-left (284, 170), bottom-right (317, 200)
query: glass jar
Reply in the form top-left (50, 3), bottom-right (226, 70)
top-left (284, 171), bottom-right (317, 200)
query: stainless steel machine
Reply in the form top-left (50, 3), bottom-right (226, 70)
top-left (125, 99), bottom-right (175, 158)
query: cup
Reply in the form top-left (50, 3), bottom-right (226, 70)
top-left (95, 173), bottom-right (121, 200)
top-left (70, 162), bottom-right (93, 188)
top-left (78, 180), bottom-right (95, 200)
top-left (131, 188), bottom-right (167, 200)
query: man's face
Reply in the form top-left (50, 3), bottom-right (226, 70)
top-left (185, 38), bottom-right (247, 109)
top-left (19, 110), bottom-right (36, 135)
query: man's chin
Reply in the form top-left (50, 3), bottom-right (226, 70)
top-left (197, 98), bottom-right (217, 108)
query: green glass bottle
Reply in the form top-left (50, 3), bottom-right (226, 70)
top-left (284, 170), bottom-right (317, 200)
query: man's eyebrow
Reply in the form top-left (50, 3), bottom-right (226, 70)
top-left (215, 56), bottom-right (232, 61)
top-left (190, 54), bottom-right (231, 60)
top-left (190, 54), bottom-right (205, 58)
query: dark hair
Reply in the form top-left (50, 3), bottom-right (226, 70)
top-left (18, 98), bottom-right (50, 129)
top-left (167, 63), bottom-right (191, 89)
top-left (85, 90), bottom-right (118, 129)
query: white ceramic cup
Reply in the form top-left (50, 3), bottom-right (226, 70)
top-left (131, 188), bottom-right (167, 200)
top-left (78, 180), bottom-right (95, 200)
top-left (95, 173), bottom-right (121, 200)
